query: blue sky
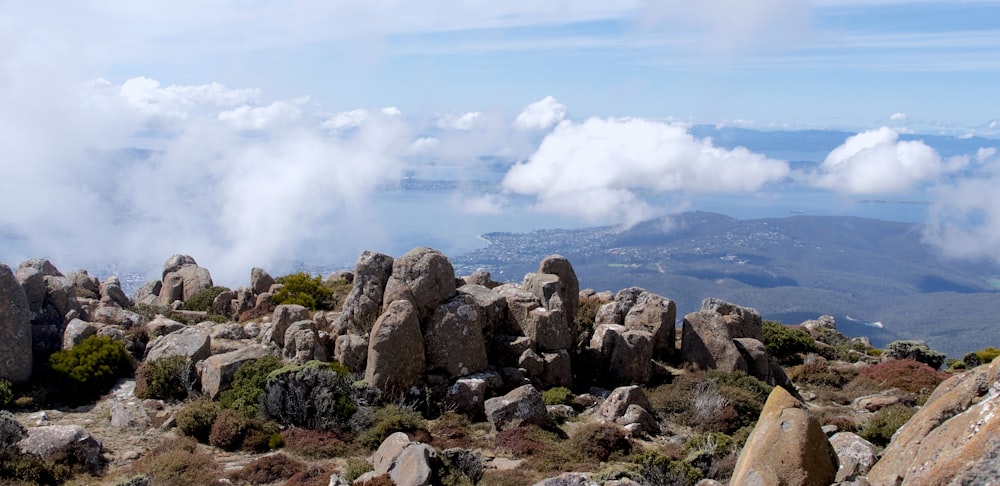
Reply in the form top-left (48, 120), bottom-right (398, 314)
top-left (2, 1), bottom-right (1000, 284)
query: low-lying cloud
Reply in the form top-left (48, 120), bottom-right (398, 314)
top-left (924, 148), bottom-right (1000, 263)
top-left (502, 117), bottom-right (790, 225)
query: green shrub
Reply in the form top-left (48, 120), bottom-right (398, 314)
top-left (342, 458), bottom-right (374, 483)
top-left (629, 449), bottom-right (704, 486)
top-left (131, 437), bottom-right (221, 486)
top-left (228, 453), bottom-right (304, 485)
top-left (357, 404), bottom-right (426, 450)
top-left (48, 335), bottom-right (132, 402)
top-left (0, 380), bottom-right (12, 409)
top-left (0, 448), bottom-right (72, 485)
top-left (682, 433), bottom-right (733, 459)
top-left (273, 272), bottom-right (334, 310)
top-left (219, 354), bottom-right (283, 417)
top-left (860, 404), bottom-right (917, 446)
top-left (963, 346), bottom-right (1000, 368)
top-left (261, 361), bottom-right (358, 430)
top-left (574, 298), bottom-right (602, 343)
top-left (130, 303), bottom-right (171, 321)
top-left (176, 399), bottom-right (221, 443)
top-left (135, 355), bottom-right (193, 401)
top-left (181, 286), bottom-right (230, 312)
top-left (761, 321), bottom-right (816, 365)
top-left (789, 362), bottom-right (856, 388)
top-left (208, 409), bottom-right (250, 451)
top-left (946, 358), bottom-right (967, 371)
top-left (541, 387), bottom-right (574, 406)
top-left (884, 340), bottom-right (946, 370)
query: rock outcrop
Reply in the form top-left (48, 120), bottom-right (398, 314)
top-left (0, 264), bottom-right (32, 383)
top-left (366, 300), bottom-right (425, 394)
top-left (369, 432), bottom-right (438, 486)
top-left (333, 251), bottom-right (393, 335)
top-left (383, 247), bottom-right (456, 320)
top-left (484, 384), bottom-right (548, 431)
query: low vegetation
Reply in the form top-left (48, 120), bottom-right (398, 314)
top-left (47, 335), bottom-right (133, 403)
top-left (273, 272), bottom-right (336, 310)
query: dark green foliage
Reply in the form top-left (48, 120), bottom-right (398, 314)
top-left (219, 354), bottom-right (283, 417)
top-left (574, 298), bottom-right (601, 345)
top-left (884, 340), bottom-right (946, 370)
top-left (789, 362), bottom-right (856, 388)
top-left (357, 404), bottom-right (426, 449)
top-left (261, 361), bottom-right (358, 430)
top-left (682, 433), bottom-right (733, 459)
top-left (541, 387), bottom-right (574, 406)
top-left (860, 404), bottom-right (917, 446)
top-left (630, 449), bottom-right (704, 486)
top-left (273, 272), bottom-right (334, 310)
top-left (0, 448), bottom-right (72, 485)
top-left (569, 422), bottom-right (631, 462)
top-left (176, 399), bottom-right (221, 443)
top-left (131, 437), bottom-right (222, 486)
top-left (228, 453), bottom-right (305, 485)
top-left (0, 412), bottom-right (26, 449)
top-left (181, 286), bottom-right (230, 312)
top-left (962, 346), bottom-right (1000, 368)
top-left (342, 458), bottom-right (374, 483)
top-left (48, 335), bottom-right (133, 401)
top-left (761, 320), bottom-right (816, 365)
top-left (0, 380), bottom-right (12, 409)
top-left (134, 355), bottom-right (193, 401)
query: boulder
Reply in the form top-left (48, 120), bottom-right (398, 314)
top-left (197, 345), bottom-right (271, 398)
top-left (445, 376), bottom-right (489, 417)
top-left (701, 298), bottom-right (763, 341)
top-left (176, 265), bottom-right (213, 302)
top-left (830, 432), bottom-right (877, 482)
top-left (145, 326), bottom-right (211, 363)
top-left (250, 267), bottom-right (276, 296)
top-left (14, 259), bottom-right (61, 313)
top-left (733, 337), bottom-right (795, 388)
top-left (157, 272), bottom-right (184, 307)
top-left (262, 304), bottom-right (310, 348)
top-left (145, 315), bottom-right (185, 338)
top-left (0, 264), bottom-right (32, 382)
top-left (609, 330), bottom-right (653, 385)
top-left (67, 270), bottom-right (101, 299)
top-left (518, 307), bottom-right (571, 352)
top-left (366, 300), bottom-right (425, 394)
top-left (623, 291), bottom-right (675, 358)
top-left (484, 384), bottom-right (548, 431)
top-left (99, 276), bottom-right (132, 308)
top-left (162, 254), bottom-right (197, 279)
top-left (531, 472), bottom-right (597, 486)
top-left (537, 255), bottom-right (580, 329)
top-left (62, 318), bottom-right (98, 350)
top-left (801, 315), bottom-right (836, 334)
top-left (423, 294), bottom-right (488, 378)
top-left (680, 311), bottom-right (747, 372)
top-left (463, 269), bottom-right (499, 289)
top-left (618, 404), bottom-right (659, 436)
top-left (882, 340), bottom-right (946, 370)
top-left (133, 280), bottom-right (161, 306)
top-left (383, 247), bottom-right (456, 320)
top-left (372, 432), bottom-right (438, 486)
top-left (867, 358), bottom-right (1000, 485)
top-left (211, 290), bottom-right (236, 316)
top-left (92, 306), bottom-right (146, 329)
top-left (456, 284), bottom-right (508, 351)
top-left (333, 251), bottom-right (393, 335)
top-left (334, 334), bottom-right (368, 374)
top-left (523, 272), bottom-right (561, 311)
top-left (283, 320), bottom-right (325, 364)
top-left (539, 350), bottom-right (573, 389)
top-left (18, 425), bottom-right (104, 474)
top-left (731, 386), bottom-right (838, 486)
top-left (597, 386), bottom-right (652, 422)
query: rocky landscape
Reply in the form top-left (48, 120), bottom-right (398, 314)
top-left (0, 248), bottom-right (997, 485)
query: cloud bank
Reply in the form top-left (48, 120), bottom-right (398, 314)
top-left (502, 117), bottom-right (790, 225)
top-left (810, 127), bottom-right (947, 194)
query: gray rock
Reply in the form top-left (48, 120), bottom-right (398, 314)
top-left (457, 284), bottom-right (508, 354)
top-left (597, 386), bottom-right (652, 422)
top-left (133, 280), bottom-right (161, 306)
top-left (733, 337), bottom-right (795, 388)
top-left (100, 276), bottom-right (132, 308)
top-left (383, 247), bottom-right (456, 320)
top-left (92, 306), bottom-right (146, 329)
top-left (830, 432), bottom-right (877, 482)
top-left (519, 307), bottom-right (571, 352)
top-left (618, 404), bottom-right (659, 436)
top-left (162, 254), bottom-right (198, 279)
top-left (145, 315), bottom-right (185, 338)
top-left (145, 326), bottom-right (211, 363)
top-left (372, 432), bottom-right (438, 486)
top-left (62, 318), bottom-right (98, 350)
top-left (445, 376), bottom-right (488, 417)
top-left (531, 472), bottom-right (598, 486)
top-left (18, 425), bottom-right (104, 474)
top-left (680, 311), bottom-right (747, 372)
top-left (366, 300), bottom-right (425, 394)
top-left (537, 255), bottom-right (580, 332)
top-left (423, 294), bottom-right (488, 378)
top-left (264, 304), bottom-right (310, 348)
top-left (463, 269), bottom-right (499, 289)
top-left (197, 345), bottom-right (271, 398)
top-left (0, 264), bottom-right (32, 382)
top-left (333, 251), bottom-right (393, 335)
top-left (175, 265), bottom-right (213, 302)
top-left (700, 298), bottom-right (763, 341)
top-left (334, 334), bottom-right (368, 374)
top-left (623, 291), bottom-right (676, 358)
top-left (14, 259), bottom-right (61, 313)
top-left (250, 267), bottom-right (276, 296)
top-left (484, 384), bottom-right (548, 431)
top-left (157, 272), bottom-right (184, 307)
top-left (283, 320), bottom-right (325, 364)
top-left (539, 350), bottom-right (573, 389)
top-left (801, 315), bottom-right (837, 333)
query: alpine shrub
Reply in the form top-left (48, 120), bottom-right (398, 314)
top-left (569, 422), bottom-right (631, 462)
top-left (883, 340), bottom-right (946, 370)
top-left (357, 404), bottom-right (426, 450)
top-left (761, 320), bottom-right (816, 365)
top-left (176, 399), bottom-right (221, 443)
top-left (130, 437), bottom-right (221, 486)
top-left (181, 286), bottom-right (230, 312)
top-left (134, 355), bottom-right (193, 401)
top-left (860, 404), bottom-right (917, 446)
top-left (228, 453), bottom-right (305, 485)
top-left (541, 387), bottom-right (574, 406)
top-left (273, 273), bottom-right (334, 310)
top-left (261, 361), bottom-right (358, 430)
top-left (219, 354), bottom-right (283, 417)
top-left (48, 335), bottom-right (133, 401)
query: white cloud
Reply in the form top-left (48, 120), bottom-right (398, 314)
top-left (119, 77), bottom-right (260, 119)
top-left (437, 112), bottom-right (483, 130)
top-left (217, 100), bottom-right (304, 130)
top-left (811, 127), bottom-right (944, 193)
top-left (502, 117), bottom-right (789, 225)
top-left (889, 112), bottom-right (907, 121)
top-left (455, 194), bottom-right (508, 215)
top-left (514, 96), bottom-right (567, 130)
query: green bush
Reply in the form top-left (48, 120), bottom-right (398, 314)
top-left (761, 320), bottom-right (816, 365)
top-left (860, 404), bottom-right (917, 446)
top-left (176, 399), bottom-right (221, 443)
top-left (219, 355), bottom-right (283, 417)
top-left (0, 380), bottom-right (12, 409)
top-left (261, 361), bottom-right (358, 430)
top-left (357, 404), bottom-right (426, 450)
top-left (541, 387), bottom-right (574, 406)
top-left (48, 335), bottom-right (133, 402)
top-left (208, 409), bottom-right (250, 451)
top-left (962, 346), bottom-right (1000, 368)
top-left (181, 286), bottom-right (230, 312)
top-left (273, 273), bottom-right (334, 310)
top-left (630, 449), bottom-right (704, 486)
top-left (682, 433), bottom-right (733, 459)
top-left (135, 355), bottom-right (193, 401)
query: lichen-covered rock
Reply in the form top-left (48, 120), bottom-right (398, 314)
top-left (830, 432), bottom-right (877, 482)
top-left (18, 425), bottom-right (104, 474)
top-left (589, 325), bottom-right (653, 385)
top-left (250, 267), bottom-right (276, 296)
top-left (484, 384), bottom-right (548, 431)
top-left (457, 284), bottom-right (508, 353)
top-left (701, 298), bottom-right (763, 341)
top-left (62, 318), bottom-right (98, 350)
top-left (145, 315), bottom-right (185, 338)
top-left (197, 345), bottom-right (271, 398)
top-left (882, 339), bottom-right (946, 370)
top-left (262, 304), bottom-right (310, 348)
top-left (537, 255), bottom-right (580, 331)
top-left (531, 472), bottom-right (597, 486)
top-left (597, 385), bottom-right (652, 422)
top-left (733, 337), bottom-right (795, 388)
top-left (333, 251), bottom-right (393, 335)
top-left (334, 334), bottom-right (368, 374)
top-left (623, 291), bottom-right (676, 358)
top-left (680, 311), bottom-right (747, 372)
top-left (283, 320), bottom-right (325, 364)
top-left (383, 247), bottom-right (456, 320)
top-left (731, 386), bottom-right (838, 486)
top-left (423, 294), bottom-right (488, 378)
top-left (372, 432), bottom-right (438, 486)
top-left (366, 300), bottom-right (425, 394)
top-left (100, 276), bottom-right (132, 308)
top-left (145, 326), bottom-right (211, 363)
top-left (0, 264), bottom-right (32, 383)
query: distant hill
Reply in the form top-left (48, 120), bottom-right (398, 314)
top-left (454, 211), bottom-right (1000, 357)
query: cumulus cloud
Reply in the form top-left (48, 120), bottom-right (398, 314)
top-left (889, 112), bottom-right (907, 121)
top-left (501, 117), bottom-right (789, 225)
top-left (925, 177), bottom-right (1000, 263)
top-left (811, 127), bottom-right (945, 194)
top-left (437, 112), bottom-right (483, 131)
top-left (514, 96), bottom-right (567, 130)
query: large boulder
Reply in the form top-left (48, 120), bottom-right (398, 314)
top-left (18, 425), bottom-right (104, 474)
top-left (176, 265), bottom-right (213, 302)
top-left (383, 247), bottom-right (456, 320)
top-left (830, 432), bottom-right (877, 482)
top-left (99, 276), bottom-right (132, 308)
top-left (197, 345), bottom-right (271, 398)
top-left (62, 318), bottom-right (98, 350)
top-left (484, 384), bottom-right (548, 431)
top-left (537, 255), bottom-right (580, 328)
top-left (423, 294), bottom-right (488, 378)
top-left (867, 357), bottom-right (1000, 485)
top-left (701, 298), bottom-right (763, 341)
top-left (371, 432), bottom-right (438, 486)
top-left (589, 324), bottom-right (653, 385)
top-left (623, 291), bottom-right (675, 358)
top-left (162, 254), bottom-right (197, 279)
top-left (457, 284), bottom-right (508, 350)
top-left (596, 386), bottom-right (652, 422)
top-left (733, 337), bottom-right (795, 388)
top-left (145, 326), bottom-right (211, 364)
top-left (519, 307), bottom-right (571, 352)
top-left (731, 386), bottom-right (838, 486)
top-left (261, 304), bottom-right (310, 348)
top-left (283, 320), bottom-right (325, 364)
top-left (0, 264), bottom-right (32, 382)
top-left (366, 300), bottom-right (425, 394)
top-left (14, 259), bottom-right (61, 313)
top-left (334, 334), bottom-right (368, 374)
top-left (680, 311), bottom-right (747, 372)
top-left (882, 340), bottom-right (946, 370)
top-left (250, 267), bottom-right (276, 296)
top-left (333, 251), bottom-right (393, 335)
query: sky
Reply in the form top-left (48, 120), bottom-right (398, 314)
top-left (2, 0), bottom-right (1000, 286)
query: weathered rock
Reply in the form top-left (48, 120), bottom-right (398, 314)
top-left (538, 255), bottom-right (580, 329)
top-left (464, 269), bottom-right (499, 289)
top-left (262, 304), bottom-right (310, 348)
top-left (597, 386), bottom-right (652, 422)
top-left (424, 294), bottom-right (488, 378)
top-left (0, 264), bottom-right (32, 382)
top-left (801, 315), bottom-right (837, 333)
top-left (623, 291), bottom-right (675, 358)
top-left (830, 432), bottom-right (877, 482)
top-left (539, 350), bottom-right (573, 389)
top-left (518, 348), bottom-right (545, 377)
top-left (366, 300), bottom-right (425, 394)
top-left (100, 276), bottom-right (132, 308)
top-left (197, 345), bottom-right (271, 398)
top-left (133, 280), bottom-right (161, 306)
top-left (333, 251), bottom-right (393, 335)
top-left (233, 287), bottom-right (255, 315)
top-left (250, 267), bottom-right (276, 296)
top-left (519, 307), bottom-right (571, 352)
top-left (609, 330), bottom-right (653, 385)
top-left (531, 472), bottom-right (597, 486)
top-left (484, 384), bottom-right (548, 431)
top-left (14, 259), bottom-right (61, 312)
top-left (18, 425), bottom-right (104, 474)
top-left (457, 284), bottom-right (507, 351)
top-left (618, 404), bottom-right (659, 436)
top-left (372, 432), bottom-right (438, 486)
top-left (523, 272), bottom-right (561, 311)
top-left (92, 306), bottom-right (146, 329)
top-left (731, 386), bottom-right (838, 486)
top-left (701, 298), bottom-right (763, 341)
top-left (442, 448), bottom-right (485, 484)
top-left (211, 290), bottom-right (236, 316)
top-left (62, 318), bottom-right (98, 350)
top-left (67, 270), bottom-right (101, 299)
top-left (867, 358), bottom-right (1000, 485)
top-left (680, 311), bottom-right (747, 372)
top-left (445, 376), bottom-right (489, 417)
top-left (162, 254), bottom-right (198, 279)
top-left (109, 400), bottom-right (151, 429)
top-left (882, 339), bottom-right (946, 370)
top-left (334, 334), bottom-right (368, 374)
top-left (283, 320), bottom-right (325, 364)
top-left (733, 337), bottom-right (795, 388)
top-left (853, 394), bottom-right (902, 412)
top-left (383, 247), bottom-right (456, 320)
top-left (145, 315), bottom-right (185, 338)
top-left (145, 326), bottom-right (211, 363)
top-left (175, 265), bottom-right (213, 302)
top-left (157, 272), bottom-right (184, 307)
